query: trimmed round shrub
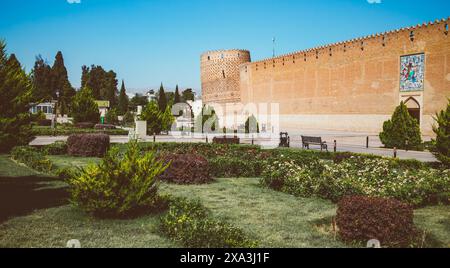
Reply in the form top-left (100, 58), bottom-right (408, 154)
top-left (336, 196), bottom-right (416, 247)
top-left (74, 122), bottom-right (95, 129)
top-left (68, 141), bottom-right (169, 218)
top-left (158, 153), bottom-right (211, 184)
top-left (67, 133), bottom-right (110, 157)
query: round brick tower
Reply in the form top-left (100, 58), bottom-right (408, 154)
top-left (200, 49), bottom-right (251, 105)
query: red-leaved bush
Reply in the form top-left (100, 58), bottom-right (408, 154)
top-left (74, 122), bottom-right (95, 129)
top-left (336, 196), bottom-right (417, 247)
top-left (158, 153), bottom-right (211, 184)
top-left (94, 124), bottom-right (116, 130)
top-left (213, 137), bottom-right (240, 145)
top-left (67, 133), bottom-right (110, 157)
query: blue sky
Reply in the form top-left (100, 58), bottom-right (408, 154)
top-left (1, 0), bottom-right (449, 93)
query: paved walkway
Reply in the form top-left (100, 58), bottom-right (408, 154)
top-left (30, 131), bottom-right (438, 162)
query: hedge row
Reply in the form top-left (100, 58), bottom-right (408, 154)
top-left (32, 126), bottom-right (128, 136)
top-left (11, 146), bottom-right (53, 173)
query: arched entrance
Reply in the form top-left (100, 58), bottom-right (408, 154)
top-left (404, 97), bottom-right (421, 125)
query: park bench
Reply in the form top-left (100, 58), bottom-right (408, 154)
top-left (301, 136), bottom-right (328, 152)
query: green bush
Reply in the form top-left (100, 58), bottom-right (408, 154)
top-left (71, 87), bottom-right (100, 124)
top-left (433, 99), bottom-right (450, 167)
top-left (105, 108), bottom-right (119, 125)
top-left (41, 141), bottom-right (67, 155)
top-left (379, 102), bottom-right (422, 150)
top-left (261, 156), bottom-right (450, 207)
top-left (68, 141), bottom-right (169, 218)
top-left (209, 157), bottom-right (265, 178)
top-left (32, 126), bottom-right (128, 136)
top-left (11, 146), bottom-right (53, 173)
top-left (159, 197), bottom-right (257, 248)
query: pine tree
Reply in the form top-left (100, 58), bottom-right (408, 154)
top-left (0, 42), bottom-right (34, 152)
top-left (432, 99), bottom-right (450, 166)
top-left (141, 101), bottom-right (175, 135)
top-left (117, 80), bottom-right (129, 115)
top-left (71, 87), bottom-right (100, 124)
top-left (174, 84), bottom-right (181, 104)
top-left (379, 102), bottom-right (422, 150)
top-left (194, 105), bottom-right (219, 133)
top-left (245, 115), bottom-right (260, 134)
top-left (158, 83), bottom-right (167, 112)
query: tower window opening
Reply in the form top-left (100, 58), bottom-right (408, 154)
top-left (361, 41), bottom-right (364, 51)
top-left (316, 51), bottom-right (319, 59)
top-left (382, 36), bottom-right (386, 46)
top-left (207, 56), bottom-right (210, 60)
top-left (222, 70), bottom-right (225, 78)
top-left (329, 48), bottom-right (332, 56)
top-left (293, 55), bottom-right (295, 63)
top-left (410, 31), bottom-right (415, 41)
top-left (344, 44), bottom-right (347, 52)
top-left (304, 53), bottom-right (307, 61)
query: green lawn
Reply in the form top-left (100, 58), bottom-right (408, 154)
top-left (0, 155), bottom-right (449, 248)
top-left (48, 155), bottom-right (101, 170)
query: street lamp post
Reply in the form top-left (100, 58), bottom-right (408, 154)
top-left (52, 90), bottom-right (60, 130)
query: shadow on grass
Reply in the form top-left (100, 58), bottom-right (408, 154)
top-left (0, 175), bottom-right (69, 223)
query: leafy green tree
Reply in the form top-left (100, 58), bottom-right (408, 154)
top-left (379, 102), bottom-right (422, 150)
top-left (105, 108), bottom-right (119, 125)
top-left (182, 88), bottom-right (195, 102)
top-left (71, 87), bottom-right (100, 124)
top-left (117, 80), bottom-right (129, 115)
top-left (51, 51), bottom-right (75, 115)
top-left (157, 83), bottom-right (167, 112)
top-left (245, 115), bottom-right (260, 134)
top-left (140, 101), bottom-right (174, 135)
top-left (174, 85), bottom-right (181, 104)
top-left (0, 43), bottom-right (34, 152)
top-left (130, 93), bottom-right (149, 110)
top-left (432, 99), bottom-right (450, 166)
top-left (81, 65), bottom-right (118, 107)
top-left (31, 55), bottom-right (53, 102)
top-left (195, 105), bottom-right (219, 133)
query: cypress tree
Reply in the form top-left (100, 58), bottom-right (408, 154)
top-left (158, 83), bottom-right (167, 112)
top-left (117, 80), bottom-right (129, 115)
top-left (433, 99), bottom-right (450, 166)
top-left (379, 102), bottom-right (422, 150)
top-left (0, 42), bottom-right (34, 152)
top-left (174, 84), bottom-right (181, 104)
top-left (51, 51), bottom-right (74, 115)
